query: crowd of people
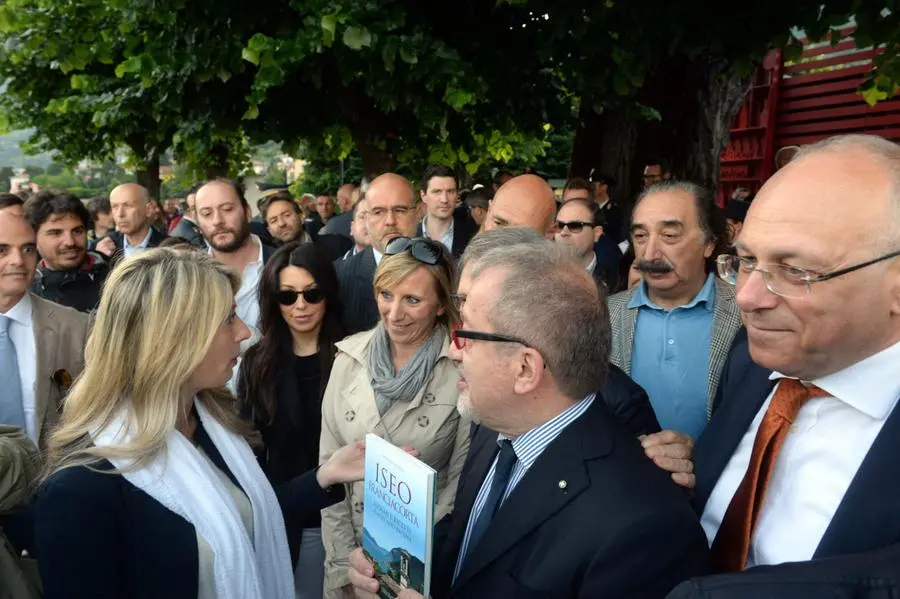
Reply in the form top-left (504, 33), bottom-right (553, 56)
top-left (1, 132), bottom-right (899, 599)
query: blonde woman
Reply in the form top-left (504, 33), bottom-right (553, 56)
top-left (320, 237), bottom-right (470, 598)
top-left (35, 249), bottom-right (365, 599)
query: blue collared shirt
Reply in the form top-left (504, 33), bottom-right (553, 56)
top-left (628, 273), bottom-right (716, 439)
top-left (123, 228), bottom-right (153, 259)
top-left (453, 393), bottom-right (596, 581)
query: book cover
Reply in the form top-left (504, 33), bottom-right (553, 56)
top-left (362, 433), bottom-right (436, 599)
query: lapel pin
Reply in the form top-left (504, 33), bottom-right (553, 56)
top-left (558, 480), bottom-right (567, 490)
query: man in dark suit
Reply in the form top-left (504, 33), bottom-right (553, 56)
top-left (169, 187), bottom-right (205, 247)
top-left (416, 165), bottom-right (476, 259)
top-left (95, 183), bottom-right (166, 261)
top-left (555, 197), bottom-right (621, 292)
top-left (335, 173), bottom-right (418, 334)
top-left (658, 134), bottom-right (900, 597)
top-left (349, 239), bottom-right (708, 598)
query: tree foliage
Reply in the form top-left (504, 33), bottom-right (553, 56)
top-left (0, 0), bottom-right (896, 194)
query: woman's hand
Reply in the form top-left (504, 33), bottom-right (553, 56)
top-left (317, 441), bottom-right (420, 489)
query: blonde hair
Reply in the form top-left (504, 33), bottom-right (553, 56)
top-left (45, 248), bottom-right (255, 475)
top-left (373, 248), bottom-right (459, 328)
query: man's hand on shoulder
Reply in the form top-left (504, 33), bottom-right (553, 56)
top-left (641, 430), bottom-right (696, 489)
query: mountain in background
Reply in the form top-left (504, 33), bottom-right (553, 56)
top-left (0, 130), bottom-right (54, 168)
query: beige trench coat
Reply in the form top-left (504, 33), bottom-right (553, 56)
top-left (319, 328), bottom-right (470, 597)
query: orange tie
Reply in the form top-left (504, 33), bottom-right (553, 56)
top-left (710, 378), bottom-right (829, 572)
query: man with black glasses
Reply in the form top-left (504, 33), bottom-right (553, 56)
top-left (555, 198), bottom-right (620, 291)
top-left (348, 239), bottom-right (708, 599)
top-left (668, 134), bottom-right (900, 598)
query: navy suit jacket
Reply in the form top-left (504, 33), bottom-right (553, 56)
top-left (592, 235), bottom-right (623, 292)
top-left (684, 328), bottom-right (900, 594)
top-left (35, 420), bottom-right (342, 599)
top-left (603, 363), bottom-right (660, 437)
top-left (430, 398), bottom-right (709, 599)
top-left (667, 542), bottom-right (900, 599)
top-left (335, 247), bottom-right (379, 334)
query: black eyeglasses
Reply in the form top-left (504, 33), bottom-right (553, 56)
top-left (275, 288), bottom-right (326, 306)
top-left (451, 326), bottom-right (531, 350)
top-left (385, 237), bottom-right (443, 265)
top-left (556, 220), bottom-right (594, 234)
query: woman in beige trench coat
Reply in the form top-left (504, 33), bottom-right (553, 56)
top-left (319, 238), bottom-right (470, 598)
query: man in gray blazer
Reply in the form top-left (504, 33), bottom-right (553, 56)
top-left (608, 182), bottom-right (741, 440)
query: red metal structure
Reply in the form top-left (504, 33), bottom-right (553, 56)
top-left (718, 31), bottom-right (900, 204)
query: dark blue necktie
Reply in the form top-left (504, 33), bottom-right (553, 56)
top-left (464, 440), bottom-right (517, 563)
top-left (0, 315), bottom-right (26, 430)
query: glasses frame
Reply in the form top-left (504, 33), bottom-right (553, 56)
top-left (556, 220), bottom-right (595, 234)
top-left (451, 326), bottom-right (532, 350)
top-left (717, 250), bottom-right (900, 298)
top-left (275, 288), bottom-right (326, 306)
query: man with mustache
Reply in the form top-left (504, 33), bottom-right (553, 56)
top-left (334, 173), bottom-right (419, 334)
top-left (195, 178), bottom-right (276, 331)
top-left (24, 191), bottom-right (109, 312)
top-left (607, 182), bottom-right (741, 441)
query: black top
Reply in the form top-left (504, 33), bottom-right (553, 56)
top-left (238, 347), bottom-right (328, 559)
top-left (35, 419), bottom-right (343, 599)
top-left (30, 252), bottom-right (109, 313)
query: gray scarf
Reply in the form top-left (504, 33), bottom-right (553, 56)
top-left (367, 323), bottom-right (446, 416)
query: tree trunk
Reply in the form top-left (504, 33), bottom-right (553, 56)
top-left (135, 153), bottom-right (161, 201)
top-left (204, 142), bottom-right (230, 179)
top-left (570, 55), bottom-right (752, 209)
top-left (570, 99), bottom-right (640, 205)
top-left (356, 138), bottom-right (396, 178)
top-left (633, 55), bottom-right (751, 194)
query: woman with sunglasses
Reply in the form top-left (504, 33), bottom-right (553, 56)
top-left (319, 236), bottom-right (470, 599)
top-left (238, 241), bottom-right (345, 599)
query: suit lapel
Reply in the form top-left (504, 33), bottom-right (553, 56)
top-left (454, 403), bottom-right (612, 589)
top-left (707, 281), bottom-right (742, 416)
top-left (694, 363), bottom-right (774, 512)
top-left (609, 289), bottom-right (638, 377)
top-left (814, 401), bottom-right (900, 558)
top-left (31, 297), bottom-right (57, 442)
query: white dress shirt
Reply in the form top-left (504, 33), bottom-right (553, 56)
top-left (701, 340), bottom-right (900, 567)
top-left (373, 247), bottom-right (384, 267)
top-left (209, 234), bottom-right (264, 331)
top-left (1, 294), bottom-right (38, 442)
top-left (123, 227), bottom-right (153, 258)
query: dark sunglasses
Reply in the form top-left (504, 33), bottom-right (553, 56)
top-left (450, 325), bottom-right (531, 350)
top-left (556, 220), bottom-right (594, 234)
top-left (384, 236), bottom-right (443, 265)
top-left (275, 288), bottom-right (326, 306)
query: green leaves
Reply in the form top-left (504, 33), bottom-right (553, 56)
top-left (321, 14), bottom-right (338, 47)
top-left (342, 26), bottom-right (372, 50)
top-left (444, 86), bottom-right (475, 111)
top-left (114, 55), bottom-right (142, 78)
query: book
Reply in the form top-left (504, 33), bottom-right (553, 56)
top-left (362, 433), bottom-right (436, 599)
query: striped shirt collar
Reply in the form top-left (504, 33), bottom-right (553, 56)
top-left (497, 392), bottom-right (596, 471)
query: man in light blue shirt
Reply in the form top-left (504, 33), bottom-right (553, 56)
top-left (608, 181), bottom-right (742, 439)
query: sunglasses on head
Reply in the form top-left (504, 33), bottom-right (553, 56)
top-left (556, 220), bottom-right (594, 234)
top-left (275, 288), bottom-right (326, 306)
top-left (384, 236), bottom-right (443, 265)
